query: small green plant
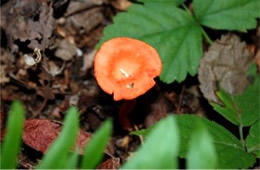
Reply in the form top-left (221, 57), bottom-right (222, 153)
top-left (0, 101), bottom-right (24, 169)
top-left (2, 98), bottom-right (259, 169)
top-left (1, 101), bottom-right (216, 169)
top-left (36, 107), bottom-right (112, 169)
top-left (0, 102), bottom-right (112, 169)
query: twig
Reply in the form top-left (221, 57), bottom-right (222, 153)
top-left (133, 124), bottom-right (144, 145)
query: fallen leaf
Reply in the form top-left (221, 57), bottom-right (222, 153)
top-left (1, 0), bottom-right (55, 51)
top-left (97, 157), bottom-right (120, 169)
top-left (0, 65), bottom-right (10, 84)
top-left (81, 50), bottom-right (96, 73)
top-left (74, 129), bottom-right (92, 154)
top-left (23, 119), bottom-right (91, 154)
top-left (110, 0), bottom-right (132, 10)
top-left (55, 39), bottom-right (77, 61)
top-left (66, 8), bottom-right (104, 34)
top-left (198, 34), bottom-right (253, 103)
top-left (65, 0), bottom-right (107, 16)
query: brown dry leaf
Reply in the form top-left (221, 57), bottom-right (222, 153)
top-left (0, 65), bottom-right (10, 84)
top-left (74, 129), bottom-right (92, 154)
top-left (198, 34), bottom-right (253, 103)
top-left (110, 0), bottom-right (132, 10)
top-left (97, 157), bottom-right (120, 170)
top-left (23, 119), bottom-right (61, 153)
top-left (1, 0), bottom-right (55, 51)
top-left (36, 87), bottom-right (55, 100)
top-left (55, 39), bottom-right (77, 61)
top-left (81, 49), bottom-right (96, 73)
top-left (23, 119), bottom-right (91, 154)
top-left (42, 60), bottom-right (65, 77)
top-left (0, 49), bottom-right (13, 84)
top-left (66, 8), bottom-right (105, 34)
top-left (65, 0), bottom-right (107, 16)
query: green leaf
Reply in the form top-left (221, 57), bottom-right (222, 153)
top-left (193, 0), bottom-right (260, 31)
top-left (175, 115), bottom-right (255, 169)
top-left (0, 101), bottom-right (24, 169)
top-left (80, 119), bottom-right (112, 169)
top-left (123, 115), bottom-right (179, 169)
top-left (37, 107), bottom-right (79, 169)
top-left (130, 129), bottom-right (150, 137)
top-left (130, 123), bottom-right (155, 137)
top-left (246, 120), bottom-right (260, 158)
top-left (64, 151), bottom-right (79, 169)
top-left (98, 2), bottom-right (202, 83)
top-left (137, 0), bottom-right (184, 6)
top-left (212, 65), bottom-right (260, 126)
top-left (186, 123), bottom-right (217, 169)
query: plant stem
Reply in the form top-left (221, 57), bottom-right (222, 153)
top-left (201, 28), bottom-right (213, 45)
top-left (239, 124), bottom-right (246, 150)
top-left (181, 3), bottom-right (192, 16)
top-left (181, 3), bottom-right (213, 45)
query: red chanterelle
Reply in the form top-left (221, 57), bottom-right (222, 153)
top-left (94, 37), bottom-right (162, 100)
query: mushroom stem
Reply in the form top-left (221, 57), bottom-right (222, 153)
top-left (118, 99), bottom-right (137, 131)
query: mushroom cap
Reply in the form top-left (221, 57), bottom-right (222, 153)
top-left (94, 37), bottom-right (162, 101)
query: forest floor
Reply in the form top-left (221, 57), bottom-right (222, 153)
top-left (0, 0), bottom-right (259, 169)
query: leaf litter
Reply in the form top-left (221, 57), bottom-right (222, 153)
top-left (198, 34), bottom-right (254, 104)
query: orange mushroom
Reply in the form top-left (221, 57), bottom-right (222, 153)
top-left (94, 37), bottom-right (162, 101)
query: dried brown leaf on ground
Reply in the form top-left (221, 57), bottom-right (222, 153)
top-left (1, 0), bottom-right (55, 51)
top-left (65, 7), bottom-right (105, 34)
top-left (0, 49), bottom-right (13, 84)
top-left (0, 65), bottom-right (10, 84)
top-left (110, 0), bottom-right (132, 11)
top-left (23, 119), bottom-right (91, 154)
top-left (198, 34), bottom-right (254, 104)
top-left (81, 49), bottom-right (96, 73)
top-left (97, 157), bottom-right (121, 169)
top-left (65, 0), bottom-right (107, 16)
top-left (55, 39), bottom-right (77, 61)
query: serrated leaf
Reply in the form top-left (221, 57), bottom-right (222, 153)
top-left (80, 119), bottom-right (112, 169)
top-left (193, 0), bottom-right (260, 31)
top-left (123, 115), bottom-right (179, 169)
top-left (98, 3), bottom-right (202, 83)
top-left (175, 115), bottom-right (256, 169)
top-left (0, 101), bottom-right (24, 169)
top-left (246, 120), bottom-right (260, 158)
top-left (37, 107), bottom-right (79, 169)
top-left (212, 65), bottom-right (260, 126)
